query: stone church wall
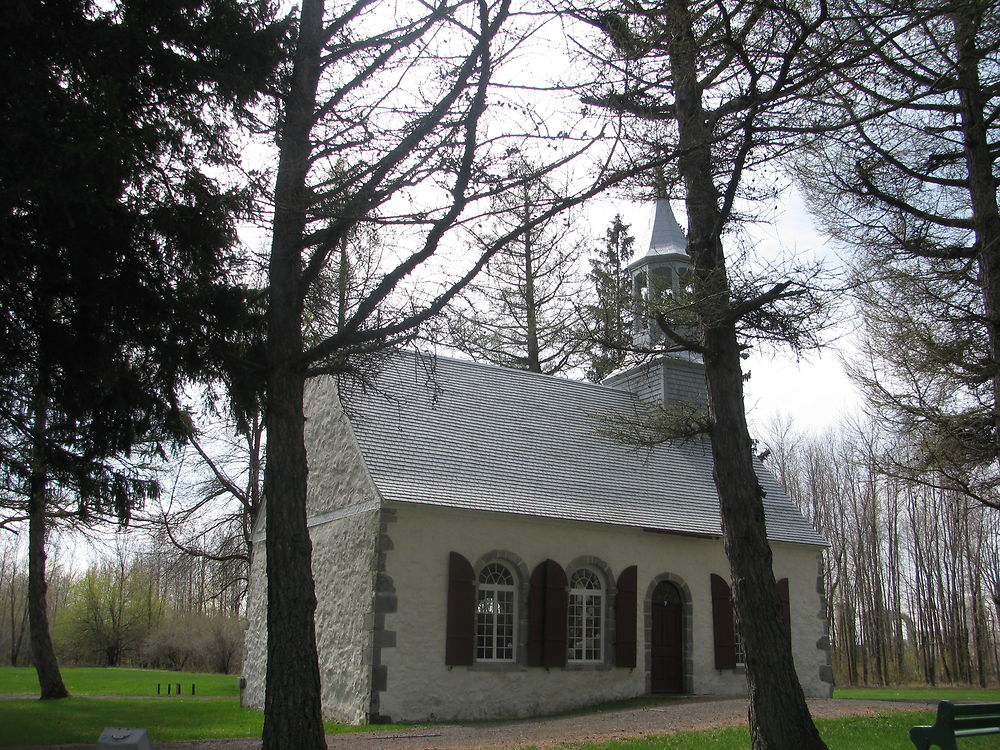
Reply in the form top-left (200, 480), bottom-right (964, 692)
top-left (241, 375), bottom-right (383, 723)
top-left (376, 502), bottom-right (830, 723)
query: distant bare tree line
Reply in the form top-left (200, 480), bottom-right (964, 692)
top-left (764, 418), bottom-right (1000, 687)
top-left (0, 534), bottom-right (243, 673)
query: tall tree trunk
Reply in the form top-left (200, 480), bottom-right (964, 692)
top-left (704, 324), bottom-right (824, 747)
top-left (261, 0), bottom-right (327, 747)
top-left (663, 2), bottom-right (825, 747)
top-left (953, 6), bottom-right (1000, 461)
top-left (27, 376), bottom-right (69, 700)
top-left (523, 233), bottom-right (541, 373)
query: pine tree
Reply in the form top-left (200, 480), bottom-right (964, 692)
top-left (0, 0), bottom-right (284, 699)
top-left (574, 1), bottom-right (844, 746)
top-left (796, 0), bottom-right (1000, 505)
top-left (585, 214), bottom-right (635, 382)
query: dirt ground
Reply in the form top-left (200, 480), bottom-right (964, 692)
top-left (9, 696), bottom-right (935, 750)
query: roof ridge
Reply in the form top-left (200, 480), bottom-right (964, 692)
top-left (397, 349), bottom-right (639, 397)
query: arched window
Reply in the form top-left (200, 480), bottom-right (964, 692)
top-left (567, 568), bottom-right (604, 662)
top-left (476, 562), bottom-right (516, 661)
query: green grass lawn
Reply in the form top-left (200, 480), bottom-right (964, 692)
top-left (835, 686), bottom-right (1000, 702)
top-left (0, 697), bottom-right (398, 746)
top-left (546, 711), bottom-right (1000, 750)
top-left (0, 666), bottom-right (239, 697)
top-left (4, 672), bottom-right (1000, 748)
top-left (0, 667), bottom-right (414, 746)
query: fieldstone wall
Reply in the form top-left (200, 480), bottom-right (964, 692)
top-left (241, 375), bottom-right (383, 722)
top-left (241, 541), bottom-right (267, 711)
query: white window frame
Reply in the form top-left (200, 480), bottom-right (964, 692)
top-left (475, 562), bottom-right (516, 662)
top-left (567, 567), bottom-right (604, 663)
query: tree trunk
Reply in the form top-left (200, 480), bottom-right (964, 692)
top-left (261, 0), bottom-right (327, 747)
top-left (27, 378), bottom-right (69, 700)
top-left (663, 1), bottom-right (825, 747)
top-left (523, 233), bottom-right (541, 373)
top-left (953, 6), bottom-right (1000, 464)
top-left (702, 324), bottom-right (824, 747)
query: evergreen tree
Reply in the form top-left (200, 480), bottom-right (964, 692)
top-left (574, 1), bottom-right (846, 746)
top-left (0, 0), bottom-right (284, 699)
top-left (585, 214), bottom-right (635, 382)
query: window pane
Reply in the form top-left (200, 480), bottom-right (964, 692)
top-left (570, 569), bottom-right (601, 590)
top-left (480, 563), bottom-right (514, 586)
top-left (568, 570), bottom-right (603, 661)
top-left (476, 564), bottom-right (516, 662)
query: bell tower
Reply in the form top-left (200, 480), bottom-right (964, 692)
top-left (604, 199), bottom-right (706, 410)
top-left (629, 199), bottom-right (692, 348)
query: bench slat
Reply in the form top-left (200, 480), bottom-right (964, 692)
top-left (911, 700), bottom-right (1000, 750)
top-left (953, 716), bottom-right (1000, 731)
top-left (956, 727), bottom-right (1000, 737)
top-left (942, 702), bottom-right (1000, 717)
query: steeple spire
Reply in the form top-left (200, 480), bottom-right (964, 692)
top-left (628, 200), bottom-right (692, 348)
top-left (648, 198), bottom-right (687, 255)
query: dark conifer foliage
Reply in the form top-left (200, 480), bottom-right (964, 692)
top-left (0, 0), bottom-right (285, 699)
top-left (584, 214), bottom-right (635, 382)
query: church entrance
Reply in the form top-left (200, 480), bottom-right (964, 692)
top-left (650, 580), bottom-right (684, 693)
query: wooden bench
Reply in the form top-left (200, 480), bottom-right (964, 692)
top-left (910, 700), bottom-right (1000, 750)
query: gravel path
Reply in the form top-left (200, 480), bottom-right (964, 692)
top-left (6, 697), bottom-right (934, 750)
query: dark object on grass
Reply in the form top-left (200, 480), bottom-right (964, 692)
top-left (910, 700), bottom-right (1000, 749)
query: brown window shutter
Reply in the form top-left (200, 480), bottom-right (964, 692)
top-left (445, 552), bottom-right (474, 666)
top-left (776, 577), bottom-right (791, 646)
top-left (528, 559), bottom-right (568, 667)
top-left (543, 559), bottom-right (568, 668)
top-left (527, 562), bottom-right (546, 666)
top-left (710, 573), bottom-right (736, 669)
top-left (615, 565), bottom-right (638, 668)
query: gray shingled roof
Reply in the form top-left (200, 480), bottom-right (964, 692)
top-left (342, 351), bottom-right (826, 547)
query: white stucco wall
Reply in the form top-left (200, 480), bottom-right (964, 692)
top-left (242, 375), bottom-right (383, 723)
top-left (377, 502), bottom-right (830, 723)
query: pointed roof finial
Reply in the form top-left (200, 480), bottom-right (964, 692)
top-left (648, 199), bottom-right (686, 255)
top-left (628, 198), bottom-right (687, 269)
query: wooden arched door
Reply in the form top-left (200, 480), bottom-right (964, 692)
top-left (651, 580), bottom-right (684, 693)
